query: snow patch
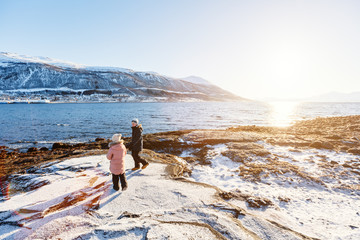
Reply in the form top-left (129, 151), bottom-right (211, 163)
top-left (189, 143), bottom-right (360, 240)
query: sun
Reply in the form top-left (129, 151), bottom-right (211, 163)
top-left (262, 42), bottom-right (310, 98)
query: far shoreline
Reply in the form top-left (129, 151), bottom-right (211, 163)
top-left (1, 115), bottom-right (359, 178)
top-left (0, 99), bottom-right (252, 104)
top-left (2, 112), bottom-right (360, 152)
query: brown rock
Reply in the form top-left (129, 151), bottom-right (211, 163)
top-left (349, 124), bottom-right (360, 131)
top-left (340, 146), bottom-right (350, 151)
top-left (95, 138), bottom-right (105, 142)
top-left (342, 163), bottom-right (352, 168)
top-left (222, 150), bottom-right (249, 163)
top-left (278, 196), bottom-right (291, 202)
top-left (27, 147), bottom-right (38, 153)
top-left (347, 148), bottom-right (360, 155)
top-left (52, 142), bottom-right (71, 150)
top-left (326, 135), bottom-right (342, 140)
top-left (99, 143), bottom-right (109, 149)
top-left (219, 191), bottom-right (235, 200)
top-left (309, 141), bottom-right (334, 150)
top-left (246, 196), bottom-right (273, 208)
top-left (226, 142), bottom-right (271, 159)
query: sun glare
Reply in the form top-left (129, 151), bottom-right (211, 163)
top-left (259, 42), bottom-right (310, 98)
top-left (268, 101), bottom-right (300, 127)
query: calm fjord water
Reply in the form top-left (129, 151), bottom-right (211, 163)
top-left (1, 101), bottom-right (360, 150)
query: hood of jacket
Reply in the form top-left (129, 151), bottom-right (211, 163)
top-left (109, 141), bottom-right (124, 149)
top-left (132, 124), bottom-right (143, 132)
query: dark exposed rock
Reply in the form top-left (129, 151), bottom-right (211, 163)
top-left (73, 143), bottom-right (87, 148)
top-left (40, 147), bottom-right (49, 151)
top-left (342, 163), bottom-right (353, 168)
top-left (95, 138), bottom-right (106, 142)
top-left (100, 142), bottom-right (109, 149)
top-left (278, 196), bottom-right (291, 203)
top-left (52, 142), bottom-right (72, 150)
top-left (0, 146), bottom-right (108, 177)
top-left (219, 191), bottom-right (236, 200)
top-left (27, 147), bottom-right (38, 153)
top-left (246, 196), bottom-right (273, 208)
top-left (117, 211), bottom-right (141, 220)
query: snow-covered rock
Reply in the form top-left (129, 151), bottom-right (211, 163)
top-left (0, 154), bottom-right (315, 239)
top-left (190, 143), bottom-right (360, 240)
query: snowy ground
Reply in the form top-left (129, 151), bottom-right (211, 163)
top-left (190, 143), bottom-right (360, 240)
top-left (1, 154), bottom-right (306, 240)
top-left (1, 144), bottom-right (359, 239)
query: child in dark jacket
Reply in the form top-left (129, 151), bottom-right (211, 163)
top-left (126, 118), bottom-right (149, 171)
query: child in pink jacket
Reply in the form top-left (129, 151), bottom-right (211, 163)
top-left (107, 134), bottom-right (128, 191)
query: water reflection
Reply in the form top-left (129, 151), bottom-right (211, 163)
top-left (2, 102), bottom-right (360, 150)
top-left (268, 101), bottom-right (300, 127)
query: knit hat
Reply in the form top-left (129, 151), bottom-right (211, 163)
top-left (111, 133), bottom-right (122, 143)
top-left (132, 118), bottom-right (139, 125)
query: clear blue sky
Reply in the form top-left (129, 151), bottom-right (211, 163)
top-left (1, 0), bottom-right (360, 99)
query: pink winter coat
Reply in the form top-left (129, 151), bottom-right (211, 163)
top-left (106, 143), bottom-right (127, 175)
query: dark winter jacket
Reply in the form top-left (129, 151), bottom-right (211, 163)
top-left (127, 124), bottom-right (143, 152)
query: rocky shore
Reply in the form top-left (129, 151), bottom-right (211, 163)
top-left (1, 115), bottom-right (359, 188)
top-left (2, 115), bottom-right (359, 178)
top-left (1, 115), bottom-right (360, 239)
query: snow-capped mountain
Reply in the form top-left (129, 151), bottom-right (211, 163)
top-left (181, 76), bottom-right (212, 86)
top-left (0, 52), bottom-right (245, 102)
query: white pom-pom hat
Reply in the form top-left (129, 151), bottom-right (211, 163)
top-left (112, 133), bottom-right (122, 143)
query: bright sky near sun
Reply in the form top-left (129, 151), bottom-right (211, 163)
top-left (1, 0), bottom-right (360, 100)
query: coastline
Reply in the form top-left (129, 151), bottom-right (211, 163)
top-left (1, 115), bottom-right (359, 239)
top-left (1, 115), bottom-right (359, 178)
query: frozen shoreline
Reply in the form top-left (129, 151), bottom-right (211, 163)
top-left (1, 115), bottom-right (360, 239)
top-left (0, 155), bottom-right (303, 240)
top-left (1, 148), bottom-right (358, 239)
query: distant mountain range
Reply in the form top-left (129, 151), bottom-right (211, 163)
top-left (306, 91), bottom-right (360, 102)
top-left (0, 52), bottom-right (246, 103)
top-left (180, 76), bottom-right (212, 86)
